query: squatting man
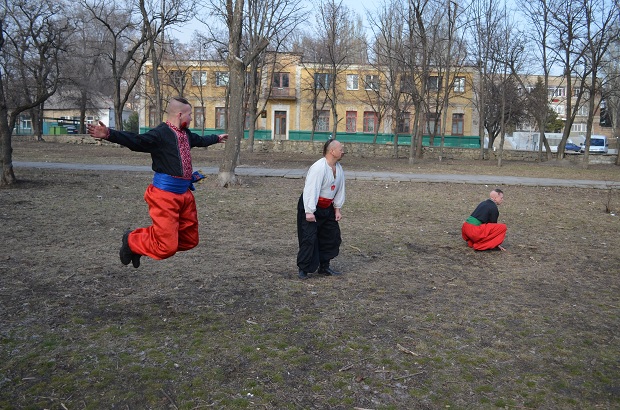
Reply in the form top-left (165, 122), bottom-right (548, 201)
top-left (461, 188), bottom-right (507, 251)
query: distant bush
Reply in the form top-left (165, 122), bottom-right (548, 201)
top-left (123, 112), bottom-right (139, 133)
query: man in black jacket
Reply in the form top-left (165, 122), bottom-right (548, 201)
top-left (461, 189), bottom-right (507, 251)
top-left (87, 97), bottom-right (227, 268)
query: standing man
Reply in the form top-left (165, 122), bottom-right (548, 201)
top-left (297, 139), bottom-right (346, 279)
top-left (86, 97), bottom-right (228, 268)
top-left (461, 189), bottom-right (507, 251)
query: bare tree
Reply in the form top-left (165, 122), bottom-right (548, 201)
top-left (578, 0), bottom-right (618, 168)
top-left (489, 4), bottom-right (529, 166)
top-left (425, 0), bottom-right (468, 161)
top-left (405, 0), bottom-right (440, 164)
top-left (367, 0), bottom-right (411, 155)
top-left (515, 0), bottom-right (557, 161)
top-left (207, 0), bottom-right (269, 187)
top-left (81, 0), bottom-right (155, 130)
top-left (60, 10), bottom-right (113, 135)
top-left (601, 32), bottom-right (620, 165)
top-left (141, 0), bottom-right (195, 124)
top-left (243, 0), bottom-right (305, 152)
top-left (465, 0), bottom-right (503, 160)
top-left (0, 0), bottom-right (72, 185)
top-left (546, 0), bottom-right (590, 159)
top-left (306, 0), bottom-right (366, 139)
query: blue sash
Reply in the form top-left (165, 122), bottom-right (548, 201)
top-left (152, 171), bottom-right (206, 193)
top-left (153, 172), bottom-right (193, 194)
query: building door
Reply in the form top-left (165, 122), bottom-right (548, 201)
top-left (274, 111), bottom-right (287, 140)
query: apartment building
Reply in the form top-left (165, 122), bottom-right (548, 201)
top-left (516, 75), bottom-right (612, 144)
top-left (139, 52), bottom-right (480, 147)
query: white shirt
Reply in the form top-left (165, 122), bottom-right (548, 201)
top-left (303, 157), bottom-right (345, 214)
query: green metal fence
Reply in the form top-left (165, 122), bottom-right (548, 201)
top-left (137, 127), bottom-right (481, 148)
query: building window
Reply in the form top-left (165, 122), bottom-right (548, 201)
top-left (454, 77), bottom-right (465, 93)
top-left (548, 86), bottom-right (566, 98)
top-left (571, 122), bottom-right (587, 133)
top-left (315, 110), bottom-right (330, 131)
top-left (452, 113), bottom-right (464, 135)
top-left (346, 74), bottom-right (359, 90)
top-left (273, 72), bottom-right (289, 88)
top-left (363, 111), bottom-right (378, 133)
top-left (425, 112), bottom-right (441, 134)
top-left (364, 75), bottom-right (379, 91)
top-left (574, 87), bottom-right (590, 99)
top-left (427, 76), bottom-right (442, 91)
top-left (576, 105), bottom-right (588, 116)
top-left (552, 104), bottom-right (565, 116)
top-left (215, 107), bottom-right (227, 129)
top-left (397, 112), bottom-right (410, 134)
top-left (20, 114), bottom-right (32, 131)
top-left (346, 111), bottom-right (357, 132)
top-left (215, 71), bottom-right (229, 86)
top-left (271, 72), bottom-right (291, 97)
top-left (194, 107), bottom-right (204, 129)
top-left (149, 106), bottom-right (157, 127)
top-left (169, 70), bottom-right (185, 89)
top-left (191, 71), bottom-right (207, 86)
top-left (314, 73), bottom-right (332, 89)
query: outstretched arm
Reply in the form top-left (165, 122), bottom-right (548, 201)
top-left (86, 121), bottom-right (109, 139)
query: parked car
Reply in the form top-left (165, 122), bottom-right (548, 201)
top-left (65, 125), bottom-right (78, 134)
top-left (565, 142), bottom-right (581, 152)
top-left (580, 135), bottom-right (609, 154)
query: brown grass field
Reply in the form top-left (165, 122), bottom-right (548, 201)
top-left (1, 140), bottom-right (619, 409)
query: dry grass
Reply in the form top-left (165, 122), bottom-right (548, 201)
top-left (1, 141), bottom-right (619, 409)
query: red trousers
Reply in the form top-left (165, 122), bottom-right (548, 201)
top-left (128, 184), bottom-right (199, 260)
top-left (461, 222), bottom-right (506, 251)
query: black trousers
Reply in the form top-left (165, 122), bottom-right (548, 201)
top-left (296, 195), bottom-right (342, 273)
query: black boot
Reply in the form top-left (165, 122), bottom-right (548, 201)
top-left (120, 231), bottom-right (133, 265)
top-left (131, 253), bottom-right (141, 268)
top-left (298, 269), bottom-right (308, 279)
top-left (318, 263), bottom-right (341, 276)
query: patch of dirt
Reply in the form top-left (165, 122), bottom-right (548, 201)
top-left (1, 141), bottom-right (619, 409)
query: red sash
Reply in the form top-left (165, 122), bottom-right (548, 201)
top-left (317, 197), bottom-right (333, 209)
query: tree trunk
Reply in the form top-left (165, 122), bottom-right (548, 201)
top-left (0, 113), bottom-right (16, 186)
top-left (247, 125), bottom-right (256, 153)
top-left (218, 57), bottom-right (245, 187)
top-left (409, 108), bottom-right (421, 164)
top-left (30, 107), bottom-right (43, 141)
top-left (218, 0), bottom-right (245, 187)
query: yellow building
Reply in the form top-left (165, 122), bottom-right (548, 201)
top-left (140, 52), bottom-right (481, 147)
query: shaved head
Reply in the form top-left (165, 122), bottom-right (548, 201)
top-left (490, 189), bottom-right (504, 205)
top-left (167, 97), bottom-right (191, 116)
top-left (166, 97), bottom-right (192, 129)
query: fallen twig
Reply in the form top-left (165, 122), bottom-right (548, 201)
top-left (348, 244), bottom-right (363, 252)
top-left (396, 343), bottom-right (419, 356)
top-left (347, 244), bottom-right (370, 258)
top-left (339, 357), bottom-right (368, 372)
top-left (161, 389), bottom-right (179, 410)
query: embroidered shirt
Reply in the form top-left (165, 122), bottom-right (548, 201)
top-left (166, 121), bottom-right (193, 179)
